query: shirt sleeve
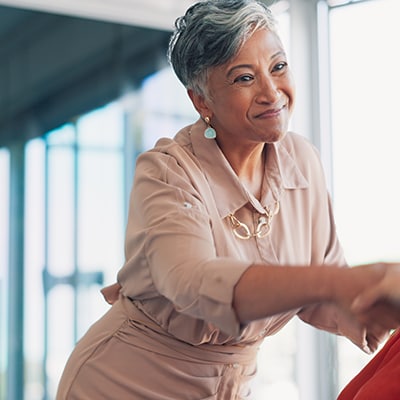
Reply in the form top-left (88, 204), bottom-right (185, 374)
top-left (118, 150), bottom-right (251, 336)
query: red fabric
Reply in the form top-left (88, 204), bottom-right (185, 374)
top-left (337, 330), bottom-right (400, 400)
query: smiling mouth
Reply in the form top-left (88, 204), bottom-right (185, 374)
top-left (255, 104), bottom-right (286, 118)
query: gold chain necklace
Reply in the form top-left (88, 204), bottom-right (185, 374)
top-left (227, 201), bottom-right (280, 240)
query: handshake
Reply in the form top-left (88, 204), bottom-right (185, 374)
top-left (352, 263), bottom-right (400, 312)
top-left (335, 263), bottom-right (400, 354)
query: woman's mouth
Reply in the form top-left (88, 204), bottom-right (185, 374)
top-left (255, 104), bottom-right (286, 119)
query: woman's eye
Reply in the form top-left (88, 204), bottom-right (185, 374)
top-left (233, 74), bottom-right (253, 83)
top-left (273, 62), bottom-right (288, 73)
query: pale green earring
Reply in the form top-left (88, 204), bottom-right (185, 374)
top-left (204, 116), bottom-right (217, 139)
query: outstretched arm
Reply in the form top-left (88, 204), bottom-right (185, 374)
top-left (233, 262), bottom-right (399, 353)
top-left (233, 263), bottom-right (386, 323)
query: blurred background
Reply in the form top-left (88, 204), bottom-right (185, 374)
top-left (1, 0), bottom-right (399, 399)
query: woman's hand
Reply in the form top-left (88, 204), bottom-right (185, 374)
top-left (348, 264), bottom-right (400, 348)
top-left (331, 263), bottom-right (399, 352)
top-left (352, 264), bottom-right (400, 311)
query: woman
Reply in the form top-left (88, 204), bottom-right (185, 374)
top-left (56, 1), bottom-right (399, 399)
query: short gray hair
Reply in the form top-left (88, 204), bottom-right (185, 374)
top-left (167, 0), bottom-right (278, 96)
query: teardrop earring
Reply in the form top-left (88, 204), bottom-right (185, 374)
top-left (204, 116), bottom-right (217, 139)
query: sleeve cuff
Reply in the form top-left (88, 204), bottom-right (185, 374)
top-left (198, 259), bottom-right (251, 336)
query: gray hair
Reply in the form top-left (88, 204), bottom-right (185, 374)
top-left (167, 0), bottom-right (278, 96)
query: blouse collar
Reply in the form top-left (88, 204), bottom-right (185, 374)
top-left (178, 119), bottom-right (308, 218)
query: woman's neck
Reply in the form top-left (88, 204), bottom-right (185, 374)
top-left (220, 142), bottom-right (267, 201)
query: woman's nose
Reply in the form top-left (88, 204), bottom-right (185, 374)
top-left (256, 75), bottom-right (280, 103)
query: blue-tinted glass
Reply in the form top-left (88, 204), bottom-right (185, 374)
top-left (141, 67), bottom-right (196, 116)
top-left (0, 148), bottom-right (9, 400)
top-left (77, 102), bottom-right (124, 148)
top-left (24, 138), bottom-right (46, 400)
top-left (76, 149), bottom-right (124, 337)
top-left (140, 67), bottom-right (198, 150)
top-left (77, 150), bottom-right (124, 273)
top-left (46, 285), bottom-right (75, 399)
top-left (47, 146), bottom-right (76, 276)
top-left (46, 124), bottom-right (75, 146)
top-left (43, 102), bottom-right (126, 396)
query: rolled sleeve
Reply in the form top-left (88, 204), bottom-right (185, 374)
top-left (144, 205), bottom-right (251, 336)
top-left (119, 150), bottom-right (252, 337)
top-left (199, 259), bottom-right (250, 336)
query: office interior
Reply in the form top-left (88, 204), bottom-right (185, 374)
top-left (1, 0), bottom-right (400, 399)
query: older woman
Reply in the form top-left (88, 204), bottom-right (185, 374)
top-left (56, 1), bottom-right (399, 399)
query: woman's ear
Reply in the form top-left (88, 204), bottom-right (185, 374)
top-left (187, 89), bottom-right (211, 118)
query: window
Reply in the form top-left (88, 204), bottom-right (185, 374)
top-left (24, 103), bottom-right (126, 399)
top-left (20, 65), bottom-right (201, 398)
top-left (140, 67), bottom-right (198, 150)
top-left (0, 148), bottom-right (9, 400)
top-left (330, 0), bottom-right (400, 391)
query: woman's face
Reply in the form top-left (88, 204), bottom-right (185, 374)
top-left (195, 28), bottom-right (295, 147)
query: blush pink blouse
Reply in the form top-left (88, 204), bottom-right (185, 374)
top-left (57, 119), bottom-right (364, 399)
top-left (117, 118), bottom-right (353, 343)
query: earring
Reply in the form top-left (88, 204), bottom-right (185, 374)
top-left (204, 116), bottom-right (217, 139)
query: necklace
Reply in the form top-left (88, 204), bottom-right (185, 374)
top-left (227, 201), bottom-right (280, 240)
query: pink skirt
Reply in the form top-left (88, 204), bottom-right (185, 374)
top-left (56, 295), bottom-right (260, 400)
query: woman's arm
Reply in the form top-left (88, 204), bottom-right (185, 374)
top-left (232, 263), bottom-right (386, 323)
top-left (233, 262), bottom-right (399, 352)
top-left (233, 264), bottom-right (338, 322)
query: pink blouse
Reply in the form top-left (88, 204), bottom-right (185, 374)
top-left (57, 118), bottom-right (371, 399)
top-left (116, 118), bottom-right (360, 347)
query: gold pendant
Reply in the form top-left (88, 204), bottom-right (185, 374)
top-left (228, 201), bottom-right (279, 240)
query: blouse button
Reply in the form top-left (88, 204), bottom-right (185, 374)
top-left (259, 329), bottom-right (267, 338)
